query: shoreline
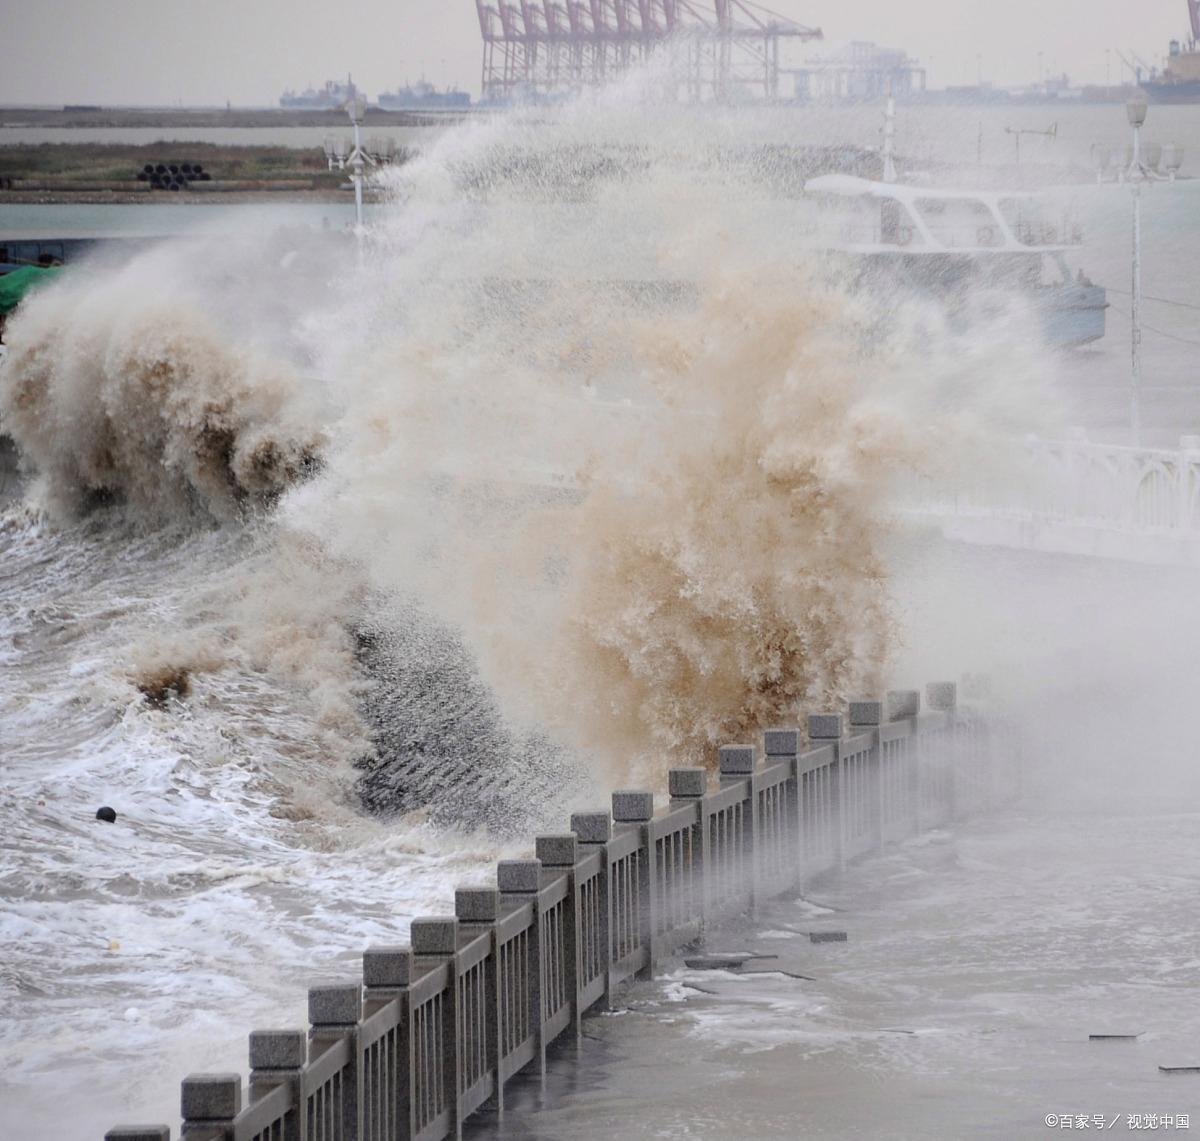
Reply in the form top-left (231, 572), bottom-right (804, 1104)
top-left (1, 189), bottom-right (379, 205)
top-left (0, 106), bottom-right (478, 130)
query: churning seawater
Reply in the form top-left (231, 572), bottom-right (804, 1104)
top-left (2, 94), bottom-right (1199, 1139)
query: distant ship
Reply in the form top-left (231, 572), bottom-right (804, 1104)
top-left (280, 76), bottom-right (360, 110)
top-left (376, 81), bottom-right (470, 111)
top-left (1144, 1), bottom-right (1200, 102)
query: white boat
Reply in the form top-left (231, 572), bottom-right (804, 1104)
top-left (802, 173), bottom-right (1108, 348)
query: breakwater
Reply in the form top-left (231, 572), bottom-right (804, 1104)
top-left (104, 681), bottom-right (1010, 1141)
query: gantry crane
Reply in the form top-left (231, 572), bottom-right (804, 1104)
top-left (474, 0), bottom-right (822, 102)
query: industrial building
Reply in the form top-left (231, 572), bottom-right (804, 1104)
top-left (792, 41), bottom-right (926, 102)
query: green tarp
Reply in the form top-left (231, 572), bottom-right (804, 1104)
top-left (0, 265), bottom-right (62, 316)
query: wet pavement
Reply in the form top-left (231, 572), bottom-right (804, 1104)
top-left (467, 807), bottom-right (1200, 1140)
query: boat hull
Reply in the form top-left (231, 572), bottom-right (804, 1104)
top-left (1037, 284), bottom-right (1108, 348)
top-left (1143, 79), bottom-right (1200, 103)
top-left (824, 251), bottom-right (1107, 349)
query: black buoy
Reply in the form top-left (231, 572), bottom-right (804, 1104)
top-left (143, 163), bottom-right (155, 175)
top-left (95, 806), bottom-right (117, 823)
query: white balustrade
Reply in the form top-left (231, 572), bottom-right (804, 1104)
top-left (905, 431), bottom-right (1200, 566)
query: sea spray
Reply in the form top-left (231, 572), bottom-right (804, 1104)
top-left (0, 98), bottom-right (1057, 815)
top-left (0, 243), bottom-right (331, 520)
top-left (293, 104), bottom-right (1055, 784)
top-left (368, 266), bottom-right (1021, 777)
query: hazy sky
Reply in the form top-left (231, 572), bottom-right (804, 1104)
top-left (0, 1), bottom-right (1188, 105)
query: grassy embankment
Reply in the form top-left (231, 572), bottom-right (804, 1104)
top-left (0, 143), bottom-right (411, 201)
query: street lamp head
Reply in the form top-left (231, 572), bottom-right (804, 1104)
top-left (346, 95), bottom-right (368, 124)
top-left (1126, 94), bottom-right (1148, 128)
top-left (1162, 142), bottom-right (1185, 173)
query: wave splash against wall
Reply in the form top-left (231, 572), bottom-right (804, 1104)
top-left (0, 97), bottom-right (1050, 800)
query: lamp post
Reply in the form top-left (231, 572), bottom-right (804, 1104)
top-left (1127, 93), bottom-right (1147, 445)
top-left (322, 96), bottom-right (400, 252)
top-left (881, 96), bottom-right (897, 184)
top-left (1089, 97), bottom-right (1183, 446)
top-left (341, 95), bottom-right (369, 236)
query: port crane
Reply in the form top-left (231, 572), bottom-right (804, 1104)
top-left (1115, 48), bottom-right (1156, 83)
top-left (474, 0), bottom-right (822, 102)
top-left (1188, 0), bottom-right (1200, 47)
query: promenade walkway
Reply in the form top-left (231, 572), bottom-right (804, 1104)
top-left (473, 804), bottom-right (1200, 1140)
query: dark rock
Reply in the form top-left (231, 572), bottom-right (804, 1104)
top-left (96, 806), bottom-right (117, 823)
top-left (809, 931), bottom-right (848, 943)
top-left (684, 953), bottom-right (777, 970)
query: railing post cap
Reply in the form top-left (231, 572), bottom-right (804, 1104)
top-left (249, 1029), bottom-right (306, 1071)
top-left (181, 1073), bottom-right (242, 1122)
top-left (105, 1129), bottom-right (171, 1141)
top-left (886, 689), bottom-right (921, 720)
top-left (411, 916), bottom-right (460, 955)
top-left (455, 886), bottom-right (500, 923)
top-left (569, 810), bottom-right (611, 843)
top-left (307, 981), bottom-right (363, 1026)
top-left (763, 727), bottom-right (800, 756)
top-left (808, 713), bottom-right (843, 740)
top-left (960, 672), bottom-right (992, 700)
top-left (926, 681), bottom-right (958, 711)
top-left (668, 767), bottom-right (707, 798)
top-left (535, 833), bottom-right (578, 867)
top-left (612, 789), bottom-right (654, 822)
top-left (497, 858), bottom-right (542, 893)
top-left (848, 699), bottom-right (883, 727)
top-left (363, 945), bottom-right (412, 988)
top-left (718, 743), bottom-right (757, 775)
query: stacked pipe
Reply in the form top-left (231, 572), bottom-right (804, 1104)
top-left (136, 161), bottom-right (212, 190)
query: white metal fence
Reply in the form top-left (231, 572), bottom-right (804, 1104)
top-left (908, 433), bottom-right (1200, 566)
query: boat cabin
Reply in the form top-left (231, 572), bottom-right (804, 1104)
top-left (803, 175), bottom-right (1083, 255)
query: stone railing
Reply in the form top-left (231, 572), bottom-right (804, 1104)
top-left (105, 681), bottom-right (1009, 1141)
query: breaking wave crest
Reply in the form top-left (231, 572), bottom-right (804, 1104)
top-left (0, 254), bottom-right (327, 520)
top-left (510, 276), bottom-right (900, 767)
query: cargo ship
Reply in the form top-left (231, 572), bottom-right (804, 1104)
top-left (279, 76), bottom-right (360, 110)
top-left (376, 81), bottom-right (470, 111)
top-left (1144, 1), bottom-right (1200, 102)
